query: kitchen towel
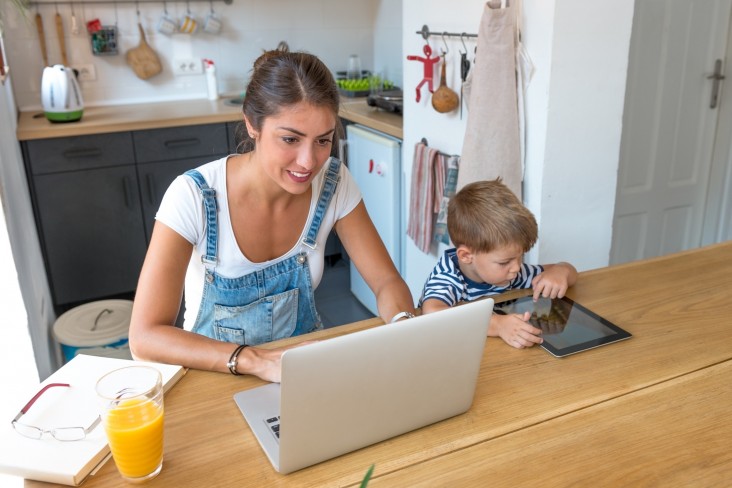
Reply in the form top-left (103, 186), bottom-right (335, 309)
top-left (458, 0), bottom-right (522, 199)
top-left (433, 155), bottom-right (461, 245)
top-left (407, 141), bottom-right (440, 254)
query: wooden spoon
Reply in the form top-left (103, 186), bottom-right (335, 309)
top-left (35, 13), bottom-right (49, 67)
top-left (432, 55), bottom-right (459, 113)
top-left (56, 13), bottom-right (69, 66)
top-left (126, 24), bottom-right (162, 80)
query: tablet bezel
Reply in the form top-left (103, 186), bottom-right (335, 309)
top-left (496, 295), bottom-right (632, 357)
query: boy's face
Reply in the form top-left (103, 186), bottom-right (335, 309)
top-left (456, 243), bottom-right (524, 287)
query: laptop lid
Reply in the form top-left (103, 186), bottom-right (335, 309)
top-left (233, 298), bottom-right (493, 474)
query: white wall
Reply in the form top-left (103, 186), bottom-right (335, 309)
top-left (401, 0), bottom-right (635, 301)
top-left (401, 0), bottom-right (484, 297)
top-left (3, 0), bottom-right (402, 109)
top-left (524, 0), bottom-right (635, 270)
top-left (0, 74), bottom-right (59, 381)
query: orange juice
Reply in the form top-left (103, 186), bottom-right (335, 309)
top-left (104, 397), bottom-right (164, 480)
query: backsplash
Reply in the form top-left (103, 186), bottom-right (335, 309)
top-left (2, 0), bottom-right (402, 110)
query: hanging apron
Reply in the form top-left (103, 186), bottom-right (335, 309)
top-left (185, 157), bottom-right (341, 346)
top-left (458, 0), bottom-right (522, 199)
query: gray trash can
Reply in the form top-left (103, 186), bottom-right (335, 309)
top-left (53, 299), bottom-right (133, 363)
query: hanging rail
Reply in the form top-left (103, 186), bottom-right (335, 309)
top-left (28, 0), bottom-right (233, 6)
top-left (416, 25), bottom-right (477, 41)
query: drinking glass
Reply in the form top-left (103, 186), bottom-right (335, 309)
top-left (96, 366), bottom-right (164, 484)
top-left (347, 54), bottom-right (362, 80)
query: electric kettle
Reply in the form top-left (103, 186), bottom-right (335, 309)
top-left (41, 65), bottom-right (84, 122)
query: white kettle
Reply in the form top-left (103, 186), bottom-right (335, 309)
top-left (41, 65), bottom-right (84, 123)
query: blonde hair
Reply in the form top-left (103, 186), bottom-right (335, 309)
top-left (447, 179), bottom-right (537, 253)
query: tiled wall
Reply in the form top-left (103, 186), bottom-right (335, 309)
top-left (3, 0), bottom-right (402, 110)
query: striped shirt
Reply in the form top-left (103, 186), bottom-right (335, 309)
top-left (419, 248), bottom-right (544, 307)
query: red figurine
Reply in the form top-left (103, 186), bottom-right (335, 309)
top-left (407, 44), bottom-right (441, 103)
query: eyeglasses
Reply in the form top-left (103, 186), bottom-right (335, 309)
top-left (11, 382), bottom-right (101, 442)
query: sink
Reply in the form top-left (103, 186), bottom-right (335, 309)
top-left (224, 97), bottom-right (244, 107)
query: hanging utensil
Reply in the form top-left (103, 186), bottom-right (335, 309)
top-left (71, 3), bottom-right (80, 35)
top-left (432, 53), bottom-right (460, 114)
top-left (126, 5), bottom-right (162, 81)
top-left (459, 33), bottom-right (471, 119)
top-left (56, 7), bottom-right (69, 66)
top-left (35, 11), bottom-right (49, 67)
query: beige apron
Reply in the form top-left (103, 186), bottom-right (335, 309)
top-left (458, 0), bottom-right (522, 199)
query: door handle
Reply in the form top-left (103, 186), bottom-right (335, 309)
top-left (707, 59), bottom-right (725, 109)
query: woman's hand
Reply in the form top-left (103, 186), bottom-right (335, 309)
top-left (241, 341), bottom-right (318, 383)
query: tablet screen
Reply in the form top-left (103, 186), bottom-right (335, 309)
top-left (495, 296), bottom-right (631, 357)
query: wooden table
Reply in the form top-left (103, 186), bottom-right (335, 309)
top-left (26, 241), bottom-right (732, 487)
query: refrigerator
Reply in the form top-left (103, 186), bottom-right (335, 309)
top-left (346, 124), bottom-right (403, 316)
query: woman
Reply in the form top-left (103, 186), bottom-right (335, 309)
top-left (129, 47), bottom-right (415, 382)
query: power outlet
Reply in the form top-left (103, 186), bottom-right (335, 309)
top-left (72, 64), bottom-right (97, 82)
top-left (173, 58), bottom-right (203, 76)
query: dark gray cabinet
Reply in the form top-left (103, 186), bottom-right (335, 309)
top-left (23, 123), bottom-right (231, 309)
top-left (133, 123), bottom-right (228, 240)
top-left (34, 165), bottom-right (148, 305)
top-left (227, 122), bottom-right (241, 154)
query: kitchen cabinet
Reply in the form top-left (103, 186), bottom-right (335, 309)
top-left (227, 122), bottom-right (242, 154)
top-left (22, 123), bottom-right (230, 310)
top-left (24, 132), bottom-right (148, 306)
top-left (133, 123), bottom-right (229, 240)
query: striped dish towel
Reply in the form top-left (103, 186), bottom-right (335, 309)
top-left (433, 155), bottom-right (460, 245)
top-left (407, 141), bottom-right (440, 253)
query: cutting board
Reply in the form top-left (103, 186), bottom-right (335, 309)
top-left (126, 24), bottom-right (162, 80)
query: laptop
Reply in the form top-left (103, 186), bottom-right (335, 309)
top-left (233, 298), bottom-right (494, 474)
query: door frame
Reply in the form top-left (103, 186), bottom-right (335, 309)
top-left (703, 9), bottom-right (732, 244)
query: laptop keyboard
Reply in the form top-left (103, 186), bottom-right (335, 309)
top-left (264, 415), bottom-right (280, 442)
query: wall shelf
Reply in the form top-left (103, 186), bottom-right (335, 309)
top-left (28, 0), bottom-right (233, 6)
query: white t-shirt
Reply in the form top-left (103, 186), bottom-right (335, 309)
top-left (156, 155), bottom-right (362, 329)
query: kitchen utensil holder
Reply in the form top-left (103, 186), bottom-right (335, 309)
top-left (91, 26), bottom-right (118, 56)
top-left (29, 0), bottom-right (233, 6)
top-left (416, 25), bottom-right (477, 41)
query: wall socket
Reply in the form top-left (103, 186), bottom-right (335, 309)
top-left (72, 64), bottom-right (97, 82)
top-left (173, 58), bottom-right (203, 76)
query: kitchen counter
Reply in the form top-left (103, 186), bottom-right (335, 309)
top-left (16, 97), bottom-right (403, 141)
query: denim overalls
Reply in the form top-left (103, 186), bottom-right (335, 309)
top-left (184, 157), bottom-right (341, 346)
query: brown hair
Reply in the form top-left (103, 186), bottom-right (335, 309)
top-left (235, 44), bottom-right (341, 153)
top-left (447, 179), bottom-right (538, 253)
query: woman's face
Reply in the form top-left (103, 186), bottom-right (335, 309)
top-left (248, 101), bottom-right (336, 195)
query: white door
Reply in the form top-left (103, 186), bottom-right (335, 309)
top-left (611, 0), bottom-right (732, 264)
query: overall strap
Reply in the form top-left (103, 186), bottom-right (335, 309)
top-left (302, 157), bottom-right (342, 249)
top-left (184, 169), bottom-right (218, 265)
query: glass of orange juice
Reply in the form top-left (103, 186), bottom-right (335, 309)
top-left (96, 366), bottom-right (164, 483)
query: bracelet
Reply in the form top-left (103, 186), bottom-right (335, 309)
top-left (227, 344), bottom-right (248, 376)
top-left (390, 311), bottom-right (415, 323)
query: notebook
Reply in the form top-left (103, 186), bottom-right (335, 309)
top-left (233, 298), bottom-right (494, 474)
top-left (0, 354), bottom-right (186, 486)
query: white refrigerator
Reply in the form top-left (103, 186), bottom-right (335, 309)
top-left (346, 124), bottom-right (403, 316)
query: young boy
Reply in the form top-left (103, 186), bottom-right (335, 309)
top-left (419, 179), bottom-right (577, 349)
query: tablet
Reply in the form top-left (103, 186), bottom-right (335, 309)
top-left (495, 295), bottom-right (631, 357)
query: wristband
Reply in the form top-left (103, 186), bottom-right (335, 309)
top-left (227, 344), bottom-right (248, 376)
top-left (390, 311), bottom-right (415, 323)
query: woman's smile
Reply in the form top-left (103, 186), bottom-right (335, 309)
top-left (287, 169), bottom-right (312, 183)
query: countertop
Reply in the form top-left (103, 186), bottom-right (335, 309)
top-left (16, 97), bottom-right (403, 141)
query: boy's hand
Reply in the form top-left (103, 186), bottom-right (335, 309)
top-left (491, 311), bottom-right (542, 349)
top-left (531, 262), bottom-right (578, 301)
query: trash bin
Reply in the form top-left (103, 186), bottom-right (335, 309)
top-left (53, 299), bottom-right (133, 362)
